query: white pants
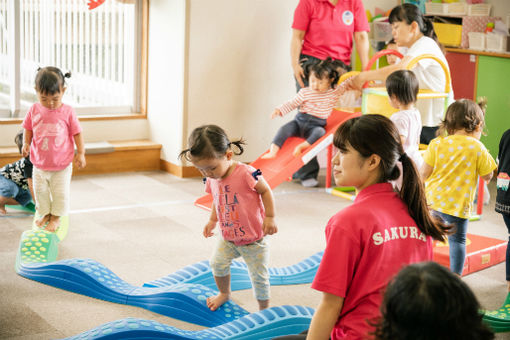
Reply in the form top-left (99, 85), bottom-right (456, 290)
top-left (33, 163), bottom-right (72, 217)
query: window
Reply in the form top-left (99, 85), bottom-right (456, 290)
top-left (0, 0), bottom-right (144, 118)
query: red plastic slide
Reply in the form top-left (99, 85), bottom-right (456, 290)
top-left (194, 109), bottom-right (361, 210)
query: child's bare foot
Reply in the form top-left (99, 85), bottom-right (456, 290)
top-left (35, 214), bottom-right (50, 227)
top-left (45, 215), bottom-right (61, 232)
top-left (293, 144), bottom-right (308, 157)
top-left (261, 151), bottom-right (277, 159)
top-left (0, 204), bottom-right (6, 215)
top-left (206, 293), bottom-right (230, 311)
top-left (258, 299), bottom-right (269, 310)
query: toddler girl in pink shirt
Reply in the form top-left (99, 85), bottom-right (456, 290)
top-left (179, 124), bottom-right (277, 312)
top-left (22, 67), bottom-right (86, 232)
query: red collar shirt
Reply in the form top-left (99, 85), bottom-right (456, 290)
top-left (312, 183), bottom-right (433, 339)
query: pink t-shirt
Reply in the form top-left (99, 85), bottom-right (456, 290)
top-left (312, 183), bottom-right (433, 340)
top-left (292, 0), bottom-right (370, 64)
top-left (22, 103), bottom-right (82, 171)
top-left (205, 163), bottom-right (265, 246)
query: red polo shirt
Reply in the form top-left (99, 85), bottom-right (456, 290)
top-left (292, 0), bottom-right (369, 64)
top-left (312, 183), bottom-right (433, 339)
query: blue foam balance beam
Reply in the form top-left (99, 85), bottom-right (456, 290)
top-left (143, 251), bottom-right (324, 291)
top-left (16, 257), bottom-right (249, 327)
top-left (64, 306), bottom-right (314, 340)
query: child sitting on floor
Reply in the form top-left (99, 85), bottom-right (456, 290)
top-left (0, 130), bottom-right (35, 214)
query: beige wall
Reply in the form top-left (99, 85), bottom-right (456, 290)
top-left (184, 0), bottom-right (397, 163)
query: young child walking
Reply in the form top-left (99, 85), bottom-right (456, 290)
top-left (421, 99), bottom-right (497, 275)
top-left (179, 125), bottom-right (277, 311)
top-left (22, 66), bottom-right (86, 232)
top-left (387, 69), bottom-right (423, 170)
top-left (0, 130), bottom-right (35, 214)
top-left (496, 129), bottom-right (510, 292)
top-left (274, 114), bottom-right (449, 340)
top-left (262, 58), bottom-right (352, 161)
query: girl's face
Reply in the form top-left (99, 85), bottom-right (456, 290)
top-left (191, 152), bottom-right (233, 180)
top-left (391, 20), bottom-right (415, 48)
top-left (332, 144), bottom-right (376, 191)
top-left (37, 87), bottom-right (65, 110)
top-left (309, 73), bottom-right (332, 93)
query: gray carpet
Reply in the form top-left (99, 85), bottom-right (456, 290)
top-left (1, 171), bottom-right (509, 339)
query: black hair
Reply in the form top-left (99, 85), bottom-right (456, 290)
top-left (386, 70), bottom-right (419, 106)
top-left (178, 125), bottom-right (245, 161)
top-left (304, 57), bottom-right (349, 89)
top-left (438, 98), bottom-right (485, 136)
top-left (374, 262), bottom-right (494, 340)
top-left (333, 115), bottom-right (449, 241)
top-left (14, 130), bottom-right (24, 154)
top-left (386, 38), bottom-right (396, 46)
top-left (389, 4), bottom-right (444, 52)
top-left (35, 66), bottom-right (71, 95)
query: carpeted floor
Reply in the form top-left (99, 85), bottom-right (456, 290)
top-left (1, 170), bottom-right (509, 339)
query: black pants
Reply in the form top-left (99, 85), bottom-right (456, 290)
top-left (420, 126), bottom-right (439, 145)
top-left (292, 54), bottom-right (323, 181)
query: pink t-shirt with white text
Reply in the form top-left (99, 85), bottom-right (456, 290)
top-left (205, 163), bottom-right (265, 246)
top-left (22, 103), bottom-right (82, 171)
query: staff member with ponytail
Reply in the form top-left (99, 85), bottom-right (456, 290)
top-left (351, 4), bottom-right (453, 144)
top-left (273, 115), bottom-right (449, 340)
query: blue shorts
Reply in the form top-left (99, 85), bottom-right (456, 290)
top-left (0, 176), bottom-right (32, 206)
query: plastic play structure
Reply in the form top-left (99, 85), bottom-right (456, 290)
top-left (63, 307), bottom-right (315, 340)
top-left (15, 227), bottom-right (319, 338)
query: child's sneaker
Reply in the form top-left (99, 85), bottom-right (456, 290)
top-left (301, 178), bottom-right (319, 187)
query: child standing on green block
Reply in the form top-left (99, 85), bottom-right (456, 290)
top-left (22, 67), bottom-right (86, 232)
top-left (0, 130), bottom-right (35, 214)
top-left (421, 99), bottom-right (497, 275)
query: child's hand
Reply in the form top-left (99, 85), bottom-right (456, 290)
top-left (22, 143), bottom-right (30, 157)
top-left (74, 153), bottom-right (86, 169)
top-left (262, 216), bottom-right (277, 235)
top-left (203, 220), bottom-right (216, 238)
top-left (271, 109), bottom-right (282, 119)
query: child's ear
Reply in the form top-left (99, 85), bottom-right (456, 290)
top-left (367, 154), bottom-right (381, 171)
top-left (61, 87), bottom-right (67, 94)
top-left (225, 150), bottom-right (234, 160)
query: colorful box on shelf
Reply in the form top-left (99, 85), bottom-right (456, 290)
top-left (461, 16), bottom-right (502, 48)
top-left (433, 22), bottom-right (463, 47)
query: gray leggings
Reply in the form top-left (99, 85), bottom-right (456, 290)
top-left (272, 112), bottom-right (327, 148)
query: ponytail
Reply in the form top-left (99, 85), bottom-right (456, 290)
top-left (399, 154), bottom-right (450, 242)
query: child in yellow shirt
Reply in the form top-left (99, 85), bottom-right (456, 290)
top-left (421, 99), bottom-right (497, 275)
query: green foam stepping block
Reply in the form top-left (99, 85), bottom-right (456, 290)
top-left (15, 230), bottom-right (59, 270)
top-left (5, 202), bottom-right (36, 213)
top-left (31, 213), bottom-right (69, 242)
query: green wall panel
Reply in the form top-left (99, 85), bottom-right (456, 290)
top-left (476, 55), bottom-right (510, 159)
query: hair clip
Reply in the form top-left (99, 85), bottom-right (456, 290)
top-left (202, 177), bottom-right (207, 184)
top-left (252, 169), bottom-right (262, 180)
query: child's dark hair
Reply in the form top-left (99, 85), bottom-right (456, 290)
top-left (35, 66), bottom-right (71, 95)
top-left (334, 115), bottom-right (449, 242)
top-left (438, 98), bottom-right (485, 136)
top-left (304, 57), bottom-right (349, 89)
top-left (374, 262), bottom-right (494, 340)
top-left (389, 4), bottom-right (444, 53)
top-left (178, 125), bottom-right (245, 161)
top-left (386, 70), bottom-right (419, 106)
top-left (14, 130), bottom-right (24, 154)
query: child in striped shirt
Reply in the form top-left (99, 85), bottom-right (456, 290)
top-left (262, 58), bottom-right (352, 159)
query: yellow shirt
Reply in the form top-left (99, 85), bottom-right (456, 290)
top-left (423, 135), bottom-right (497, 218)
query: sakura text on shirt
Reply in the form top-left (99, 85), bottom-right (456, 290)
top-left (372, 226), bottom-right (427, 246)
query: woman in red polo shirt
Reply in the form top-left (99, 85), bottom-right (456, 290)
top-left (290, 0), bottom-right (370, 187)
top-left (273, 115), bottom-right (449, 340)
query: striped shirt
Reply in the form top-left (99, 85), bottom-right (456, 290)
top-left (278, 81), bottom-right (349, 119)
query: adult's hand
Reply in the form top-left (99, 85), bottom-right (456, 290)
top-left (291, 29), bottom-right (306, 88)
